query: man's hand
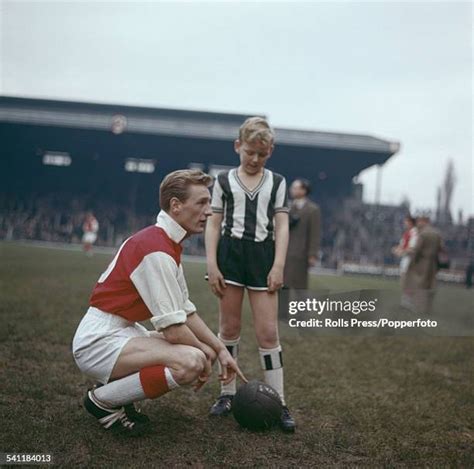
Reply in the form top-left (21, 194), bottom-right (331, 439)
top-left (191, 340), bottom-right (218, 392)
top-left (217, 347), bottom-right (248, 385)
top-left (193, 368), bottom-right (211, 392)
top-left (267, 265), bottom-right (284, 293)
top-left (193, 376), bottom-right (208, 392)
top-left (199, 341), bottom-right (217, 365)
top-left (193, 345), bottom-right (214, 392)
top-left (207, 264), bottom-right (227, 298)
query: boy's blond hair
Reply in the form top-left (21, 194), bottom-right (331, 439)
top-left (160, 169), bottom-right (213, 211)
top-left (239, 117), bottom-right (275, 145)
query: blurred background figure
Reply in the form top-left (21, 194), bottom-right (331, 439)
top-left (284, 179), bottom-right (321, 289)
top-left (466, 261), bottom-right (474, 289)
top-left (465, 219), bottom-right (474, 289)
top-left (392, 215), bottom-right (418, 308)
top-left (82, 211), bottom-right (99, 256)
top-left (405, 216), bottom-right (443, 314)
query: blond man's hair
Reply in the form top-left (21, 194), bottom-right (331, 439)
top-left (239, 117), bottom-right (275, 145)
top-left (159, 169), bottom-right (213, 211)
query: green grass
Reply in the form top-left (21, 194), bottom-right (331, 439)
top-left (1, 242), bottom-right (473, 467)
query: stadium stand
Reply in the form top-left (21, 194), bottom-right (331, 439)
top-left (1, 96), bottom-right (471, 275)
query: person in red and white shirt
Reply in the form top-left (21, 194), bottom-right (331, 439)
top-left (392, 215), bottom-right (418, 308)
top-left (82, 211), bottom-right (99, 256)
top-left (72, 170), bottom-right (246, 435)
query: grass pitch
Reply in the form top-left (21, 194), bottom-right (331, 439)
top-left (0, 242), bottom-right (473, 467)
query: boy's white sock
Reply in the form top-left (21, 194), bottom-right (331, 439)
top-left (259, 345), bottom-right (286, 406)
top-left (218, 334), bottom-right (240, 396)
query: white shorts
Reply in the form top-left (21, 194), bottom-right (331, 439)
top-left (82, 232), bottom-right (97, 244)
top-left (72, 307), bottom-right (152, 384)
top-left (400, 256), bottom-right (411, 274)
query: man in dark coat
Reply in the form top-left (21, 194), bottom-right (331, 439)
top-left (405, 216), bottom-right (443, 314)
top-left (284, 179), bottom-right (321, 289)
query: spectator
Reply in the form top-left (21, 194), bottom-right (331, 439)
top-left (284, 179), bottom-right (321, 289)
top-left (82, 211), bottom-right (100, 256)
top-left (392, 215), bottom-right (418, 308)
top-left (405, 216), bottom-right (443, 314)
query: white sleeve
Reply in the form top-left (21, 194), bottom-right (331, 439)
top-left (177, 263), bottom-right (197, 315)
top-left (211, 176), bottom-right (224, 213)
top-left (130, 251), bottom-right (189, 331)
top-left (275, 177), bottom-right (289, 213)
top-left (408, 230), bottom-right (418, 248)
top-left (92, 219), bottom-right (99, 233)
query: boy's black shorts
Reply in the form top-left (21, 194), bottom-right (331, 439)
top-left (216, 235), bottom-right (275, 290)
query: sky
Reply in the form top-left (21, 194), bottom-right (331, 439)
top-left (1, 0), bottom-right (472, 218)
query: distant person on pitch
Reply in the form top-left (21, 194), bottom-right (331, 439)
top-left (82, 211), bottom-right (99, 256)
top-left (72, 170), bottom-right (246, 436)
top-left (405, 216), bottom-right (443, 314)
top-left (392, 215), bottom-right (418, 309)
top-left (284, 178), bottom-right (321, 290)
top-left (205, 117), bottom-right (295, 432)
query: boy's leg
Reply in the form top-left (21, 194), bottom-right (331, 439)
top-left (210, 285), bottom-right (244, 415)
top-left (248, 289), bottom-right (296, 432)
top-left (217, 284), bottom-right (244, 396)
top-left (218, 285), bottom-right (245, 341)
top-left (247, 290), bottom-right (283, 399)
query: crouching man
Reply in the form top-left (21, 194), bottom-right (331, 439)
top-left (72, 170), bottom-right (245, 435)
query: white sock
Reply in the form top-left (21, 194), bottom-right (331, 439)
top-left (94, 368), bottom-right (178, 408)
top-left (93, 373), bottom-right (145, 408)
top-left (259, 345), bottom-right (286, 406)
top-left (218, 334), bottom-right (240, 396)
top-left (164, 367), bottom-right (180, 390)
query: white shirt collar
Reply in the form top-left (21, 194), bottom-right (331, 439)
top-left (155, 210), bottom-right (187, 244)
top-left (293, 198), bottom-right (307, 209)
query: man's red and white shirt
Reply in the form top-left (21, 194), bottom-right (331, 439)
top-left (89, 211), bottom-right (196, 331)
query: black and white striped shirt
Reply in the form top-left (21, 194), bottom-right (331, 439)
top-left (211, 168), bottom-right (288, 242)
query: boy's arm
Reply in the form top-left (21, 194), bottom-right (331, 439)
top-left (205, 212), bottom-right (226, 297)
top-left (267, 211), bottom-right (289, 292)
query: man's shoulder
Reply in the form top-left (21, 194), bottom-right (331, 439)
top-left (429, 226), bottom-right (443, 241)
top-left (128, 225), bottom-right (176, 258)
top-left (423, 225), bottom-right (441, 237)
top-left (306, 200), bottom-right (320, 212)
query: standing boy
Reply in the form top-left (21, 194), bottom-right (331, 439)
top-left (205, 117), bottom-right (295, 432)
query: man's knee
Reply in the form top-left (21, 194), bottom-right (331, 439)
top-left (172, 348), bottom-right (206, 385)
